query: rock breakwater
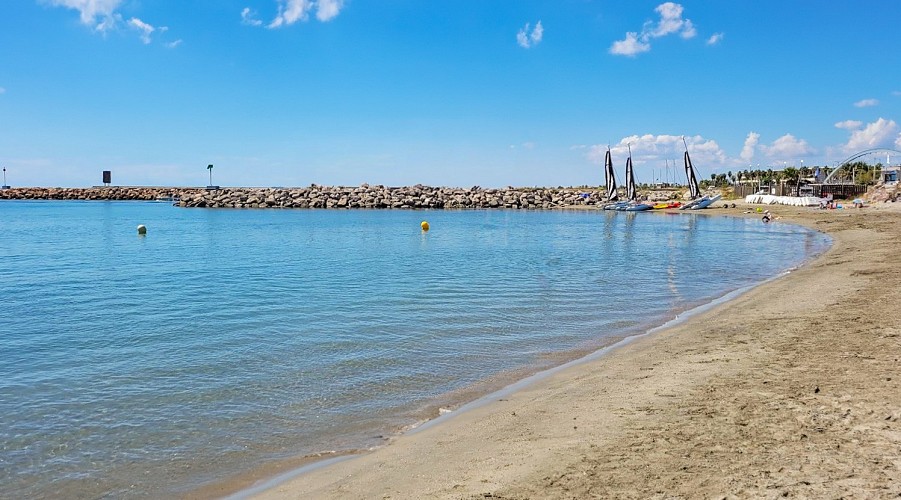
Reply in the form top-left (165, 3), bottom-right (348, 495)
top-left (0, 185), bottom-right (622, 209)
top-left (1, 185), bottom-right (685, 209)
top-left (0, 187), bottom-right (198, 201)
top-left (176, 185), bottom-right (609, 209)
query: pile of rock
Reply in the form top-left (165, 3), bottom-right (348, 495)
top-left (0, 187), bottom-right (197, 201)
top-left (867, 183), bottom-right (899, 203)
top-left (3, 184), bottom-right (673, 209)
top-left (175, 185), bottom-right (608, 209)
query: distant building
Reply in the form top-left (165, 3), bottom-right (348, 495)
top-left (882, 165), bottom-right (899, 185)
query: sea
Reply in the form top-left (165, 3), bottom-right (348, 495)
top-left (0, 200), bottom-right (830, 498)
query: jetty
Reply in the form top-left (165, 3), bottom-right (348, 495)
top-left (0, 185), bottom-right (683, 210)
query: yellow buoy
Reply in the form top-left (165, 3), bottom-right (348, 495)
top-left (756, 207), bottom-right (762, 213)
top-left (137, 224), bottom-right (147, 235)
top-left (420, 221), bottom-right (430, 231)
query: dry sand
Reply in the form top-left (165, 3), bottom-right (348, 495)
top-left (245, 202), bottom-right (901, 499)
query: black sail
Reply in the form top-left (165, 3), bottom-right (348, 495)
top-left (626, 154), bottom-right (637, 201)
top-left (684, 150), bottom-right (701, 199)
top-left (605, 149), bottom-right (619, 202)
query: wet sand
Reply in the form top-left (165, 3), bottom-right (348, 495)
top-left (244, 202), bottom-right (901, 499)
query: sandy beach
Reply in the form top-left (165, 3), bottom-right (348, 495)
top-left (236, 202), bottom-right (901, 499)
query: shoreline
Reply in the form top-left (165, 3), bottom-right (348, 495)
top-left (187, 274), bottom-right (750, 499)
top-left (220, 202), bottom-right (900, 499)
top-left (213, 276), bottom-right (779, 500)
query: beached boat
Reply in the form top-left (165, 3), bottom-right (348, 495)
top-left (601, 147), bottom-right (624, 210)
top-left (620, 146), bottom-right (652, 211)
top-left (678, 138), bottom-right (718, 210)
top-left (685, 193), bottom-right (722, 210)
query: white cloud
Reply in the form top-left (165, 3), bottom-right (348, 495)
top-left (760, 133), bottom-right (814, 159)
top-left (609, 32), bottom-right (650, 56)
top-left (706, 32), bottom-right (724, 45)
top-left (531, 21), bottom-right (544, 45)
top-left (517, 21), bottom-right (543, 48)
top-left (46, 0), bottom-right (122, 31)
top-left (740, 132), bottom-right (759, 162)
top-left (834, 120), bottom-right (862, 130)
top-left (93, 13), bottom-right (121, 33)
top-left (267, 0), bottom-right (343, 28)
top-left (47, 1), bottom-right (179, 43)
top-left (241, 7), bottom-right (263, 26)
top-left (893, 91), bottom-right (901, 97)
top-left (610, 2), bottom-right (698, 56)
top-left (269, 0), bottom-right (312, 28)
top-left (842, 118), bottom-right (899, 152)
top-left (166, 39), bottom-right (182, 49)
top-left (588, 134), bottom-right (727, 167)
top-left (516, 26), bottom-right (529, 48)
top-left (854, 98), bottom-right (879, 108)
top-left (316, 0), bottom-right (344, 22)
top-left (128, 17), bottom-right (155, 44)
top-left (647, 2), bottom-right (695, 39)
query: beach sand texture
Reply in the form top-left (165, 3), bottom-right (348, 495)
top-left (246, 203), bottom-right (901, 499)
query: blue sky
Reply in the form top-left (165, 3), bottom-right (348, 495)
top-left (1, 1), bottom-right (900, 187)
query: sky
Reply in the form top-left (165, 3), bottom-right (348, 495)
top-left (1, 0), bottom-right (900, 188)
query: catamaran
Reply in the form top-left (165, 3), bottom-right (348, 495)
top-left (602, 147), bottom-right (629, 210)
top-left (679, 137), bottom-right (721, 210)
top-left (620, 145), bottom-right (652, 211)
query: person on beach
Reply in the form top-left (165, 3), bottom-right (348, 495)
top-left (762, 210), bottom-right (771, 223)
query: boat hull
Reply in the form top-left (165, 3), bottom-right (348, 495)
top-left (688, 194), bottom-right (722, 210)
top-left (679, 194), bottom-right (722, 210)
top-left (603, 202), bottom-right (629, 210)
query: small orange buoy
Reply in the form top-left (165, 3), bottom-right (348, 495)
top-left (420, 221), bottom-right (430, 231)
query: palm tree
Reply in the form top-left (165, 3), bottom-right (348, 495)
top-left (783, 167), bottom-right (799, 184)
top-left (783, 167), bottom-right (799, 195)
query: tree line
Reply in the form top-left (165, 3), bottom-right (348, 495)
top-left (698, 162), bottom-right (884, 189)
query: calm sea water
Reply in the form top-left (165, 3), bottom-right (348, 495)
top-left (0, 201), bottom-right (829, 498)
